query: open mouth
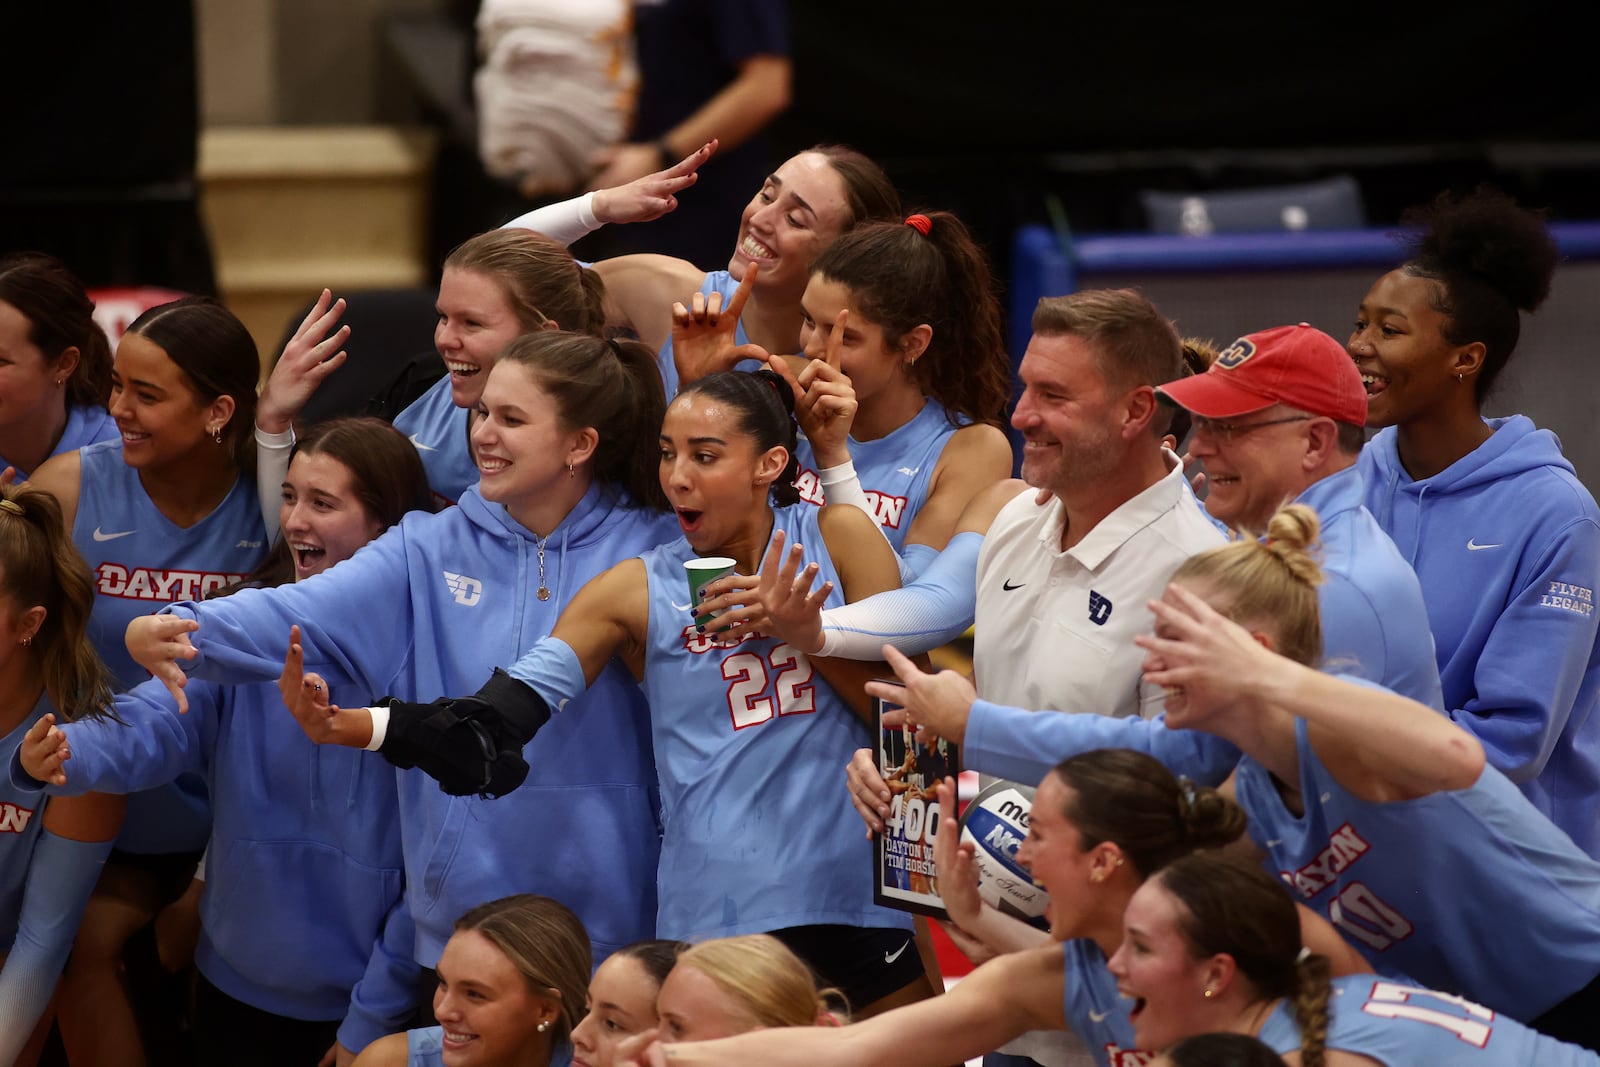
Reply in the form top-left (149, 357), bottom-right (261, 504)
top-left (1358, 371), bottom-right (1389, 396)
top-left (478, 456), bottom-right (509, 476)
top-left (120, 429), bottom-right (151, 445)
top-left (676, 508), bottom-right (704, 534)
top-left (445, 360), bottom-right (480, 379)
top-left (291, 542), bottom-right (326, 571)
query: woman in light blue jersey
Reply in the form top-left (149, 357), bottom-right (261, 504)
top-left (28, 294), bottom-right (266, 1067)
top-left (1110, 853), bottom-right (1600, 1067)
top-left (0, 482), bottom-right (121, 1067)
top-left (1348, 187), bottom-right (1600, 857)
top-left (20, 417), bottom-right (434, 1065)
top-left (353, 894), bottom-right (589, 1067)
top-left (0, 252), bottom-right (118, 480)
top-left (1134, 503), bottom-right (1600, 1047)
top-left (774, 210), bottom-right (1013, 563)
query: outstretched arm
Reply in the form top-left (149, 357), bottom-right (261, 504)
top-left (1138, 583), bottom-right (1485, 801)
top-left (621, 942), bottom-right (1064, 1067)
top-left (504, 141), bottom-right (717, 244)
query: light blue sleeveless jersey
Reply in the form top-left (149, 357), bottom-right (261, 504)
top-left (0, 696), bottom-right (53, 952)
top-left (792, 399), bottom-right (957, 552)
top-left (1259, 975), bottom-right (1600, 1065)
top-left (74, 438), bottom-right (265, 853)
top-left (1234, 710), bottom-right (1600, 1020)
top-left (0, 404), bottom-right (118, 480)
top-left (392, 376), bottom-right (478, 506)
top-left (639, 505), bottom-right (911, 940)
top-left (1060, 939), bottom-right (1154, 1066)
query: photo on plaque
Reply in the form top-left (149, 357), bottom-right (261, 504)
top-left (872, 691), bottom-right (960, 919)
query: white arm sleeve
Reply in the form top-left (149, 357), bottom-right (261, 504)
top-left (499, 191), bottom-right (602, 247)
top-left (255, 424), bottom-right (294, 543)
top-left (816, 531), bottom-right (982, 658)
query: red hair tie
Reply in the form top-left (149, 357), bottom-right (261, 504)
top-left (904, 213), bottom-right (932, 236)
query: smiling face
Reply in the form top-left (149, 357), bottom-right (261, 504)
top-left (1106, 880), bottom-right (1222, 1052)
top-left (1012, 332), bottom-right (1127, 495)
top-left (436, 266), bottom-right (526, 410)
top-left (107, 331), bottom-right (228, 471)
top-left (658, 392), bottom-right (784, 554)
top-left (1185, 406), bottom-right (1316, 532)
top-left (1348, 269), bottom-right (1464, 429)
top-left (432, 929), bottom-right (555, 1067)
top-left (280, 451), bottom-right (384, 581)
top-left (729, 153), bottom-right (853, 298)
top-left (655, 964), bottom-right (757, 1043)
top-left (470, 361), bottom-right (585, 512)
top-left (570, 954), bottom-right (664, 1067)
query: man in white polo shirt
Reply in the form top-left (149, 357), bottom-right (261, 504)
top-left (973, 291), bottom-right (1225, 722)
top-left (962, 290), bottom-right (1227, 1067)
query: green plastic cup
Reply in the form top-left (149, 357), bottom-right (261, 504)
top-left (684, 556), bottom-right (738, 626)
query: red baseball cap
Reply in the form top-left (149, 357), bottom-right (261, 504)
top-left (1158, 322), bottom-right (1367, 426)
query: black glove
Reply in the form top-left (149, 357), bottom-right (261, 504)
top-left (377, 670), bottom-right (552, 798)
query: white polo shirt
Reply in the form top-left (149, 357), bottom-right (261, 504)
top-left (975, 453), bottom-right (1225, 718)
top-left (972, 453), bottom-right (1222, 1067)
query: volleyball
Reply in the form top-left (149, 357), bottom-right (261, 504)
top-left (960, 781), bottom-right (1051, 931)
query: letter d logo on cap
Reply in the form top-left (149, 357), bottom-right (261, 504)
top-left (1216, 338), bottom-right (1257, 369)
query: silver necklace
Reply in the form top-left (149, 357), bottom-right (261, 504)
top-left (534, 532), bottom-right (551, 601)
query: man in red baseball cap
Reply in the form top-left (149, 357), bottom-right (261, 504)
top-left (1158, 321), bottom-right (1442, 708)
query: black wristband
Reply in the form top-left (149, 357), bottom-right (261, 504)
top-left (476, 668), bottom-right (552, 746)
top-left (654, 138), bottom-right (676, 166)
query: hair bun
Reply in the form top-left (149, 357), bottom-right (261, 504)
top-left (1262, 504), bottom-right (1324, 588)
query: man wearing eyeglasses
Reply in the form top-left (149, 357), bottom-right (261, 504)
top-left (1158, 322), bottom-right (1443, 708)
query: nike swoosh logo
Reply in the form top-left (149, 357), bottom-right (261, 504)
top-left (883, 940), bottom-right (912, 965)
top-left (408, 434), bottom-right (437, 453)
top-left (92, 527), bottom-right (136, 542)
top-left (1002, 579), bottom-right (1025, 591)
top-left (1087, 1009), bottom-right (1109, 1023)
top-left (1466, 539), bottom-right (1503, 550)
top-left (671, 600), bottom-right (694, 611)
top-left (896, 466), bottom-right (920, 476)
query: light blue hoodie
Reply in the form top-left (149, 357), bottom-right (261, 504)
top-left (36, 675), bottom-right (415, 1051)
top-left (162, 485), bottom-right (678, 966)
top-left (1360, 415), bottom-right (1600, 857)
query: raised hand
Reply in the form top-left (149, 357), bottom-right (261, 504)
top-left (700, 529), bottom-right (830, 653)
top-left (1134, 581), bottom-right (1282, 716)
top-left (277, 625), bottom-right (374, 748)
top-left (20, 713), bottom-right (71, 786)
top-left (931, 776), bottom-right (984, 930)
top-left (258, 289), bottom-right (349, 433)
top-left (783, 312), bottom-right (857, 468)
top-left (864, 645), bottom-right (978, 746)
top-left (126, 615), bottom-right (200, 713)
top-left (590, 140), bottom-right (718, 223)
top-left (670, 263), bottom-right (772, 387)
